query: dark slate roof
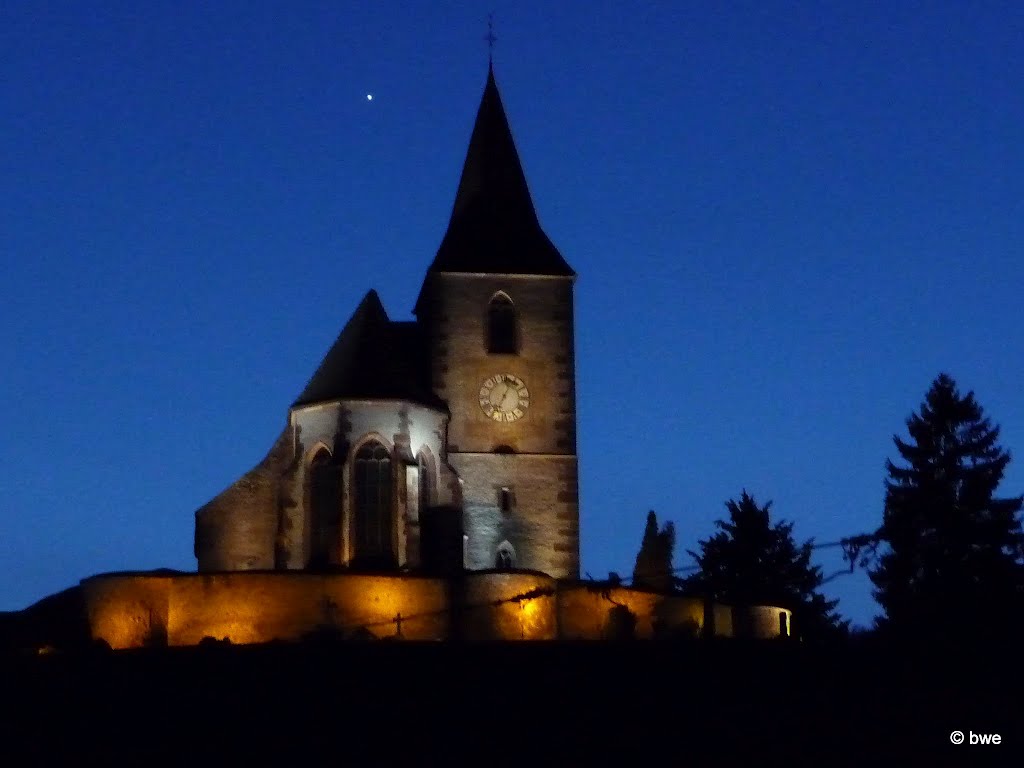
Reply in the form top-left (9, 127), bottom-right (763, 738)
top-left (292, 290), bottom-right (446, 411)
top-left (426, 66), bottom-right (574, 279)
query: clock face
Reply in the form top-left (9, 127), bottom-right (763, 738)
top-left (479, 374), bottom-right (530, 422)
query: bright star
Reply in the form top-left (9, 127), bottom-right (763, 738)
top-left (366, 94), bottom-right (373, 101)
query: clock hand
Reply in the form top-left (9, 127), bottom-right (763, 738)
top-left (491, 383), bottom-right (506, 406)
top-left (503, 383), bottom-right (516, 404)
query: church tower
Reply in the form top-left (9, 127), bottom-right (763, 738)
top-left (415, 67), bottom-right (579, 578)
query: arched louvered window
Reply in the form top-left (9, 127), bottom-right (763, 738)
top-left (495, 542), bottom-right (516, 570)
top-left (354, 441), bottom-right (393, 566)
top-left (487, 293), bottom-right (517, 354)
top-left (309, 449), bottom-right (337, 568)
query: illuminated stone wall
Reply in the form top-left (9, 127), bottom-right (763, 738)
top-left (84, 572), bottom-right (450, 647)
top-left (557, 585), bottom-right (705, 640)
top-left (713, 603), bottom-right (734, 638)
top-left (462, 571), bottom-right (557, 641)
top-left (82, 575), bottom-right (172, 649)
top-left (81, 572), bottom-right (790, 649)
top-left (167, 573), bottom-right (449, 644)
top-left (456, 453), bottom-right (578, 577)
top-left (734, 605), bottom-right (793, 639)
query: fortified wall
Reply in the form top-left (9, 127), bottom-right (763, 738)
top-left (80, 571), bottom-right (791, 649)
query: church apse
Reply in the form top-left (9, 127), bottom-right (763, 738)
top-left (284, 400), bottom-right (455, 570)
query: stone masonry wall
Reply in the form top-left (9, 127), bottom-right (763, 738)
top-left (81, 575), bottom-right (171, 649)
top-left (557, 586), bottom-right (705, 640)
top-left (194, 427), bottom-right (294, 571)
top-left (454, 453), bottom-right (578, 577)
top-left (81, 572), bottom-right (788, 649)
top-left (462, 571), bottom-right (557, 640)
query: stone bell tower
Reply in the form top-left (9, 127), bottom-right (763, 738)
top-left (414, 66), bottom-right (579, 578)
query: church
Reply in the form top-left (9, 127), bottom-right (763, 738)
top-left (17, 67), bottom-right (792, 649)
top-left (194, 65), bottom-right (579, 579)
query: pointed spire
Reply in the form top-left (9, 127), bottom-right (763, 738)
top-left (449, 68), bottom-right (535, 223)
top-left (425, 68), bottom-right (574, 279)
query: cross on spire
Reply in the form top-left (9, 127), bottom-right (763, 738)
top-left (485, 13), bottom-right (497, 64)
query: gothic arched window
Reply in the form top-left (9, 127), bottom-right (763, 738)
top-left (487, 293), bottom-right (517, 354)
top-left (308, 449), bottom-right (337, 568)
top-left (353, 441), bottom-right (393, 566)
top-left (495, 542), bottom-right (516, 570)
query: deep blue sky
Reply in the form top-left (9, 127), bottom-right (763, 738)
top-left (3, 2), bottom-right (1022, 626)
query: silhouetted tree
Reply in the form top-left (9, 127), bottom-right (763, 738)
top-left (632, 510), bottom-right (675, 591)
top-left (870, 374), bottom-right (1024, 638)
top-left (684, 492), bottom-right (844, 640)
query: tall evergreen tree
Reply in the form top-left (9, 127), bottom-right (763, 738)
top-left (870, 373), bottom-right (1024, 636)
top-left (684, 492), bottom-right (844, 640)
top-left (632, 511), bottom-right (675, 591)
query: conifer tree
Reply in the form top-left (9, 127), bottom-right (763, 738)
top-left (869, 374), bottom-right (1024, 636)
top-left (684, 492), bottom-right (843, 640)
top-left (632, 511), bottom-right (675, 591)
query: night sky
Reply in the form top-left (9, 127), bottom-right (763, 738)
top-left (3, 2), bottom-right (1022, 626)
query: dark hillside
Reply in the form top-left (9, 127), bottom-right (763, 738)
top-left (3, 638), bottom-right (1018, 763)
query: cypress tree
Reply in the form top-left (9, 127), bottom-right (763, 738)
top-left (632, 511), bottom-right (675, 591)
